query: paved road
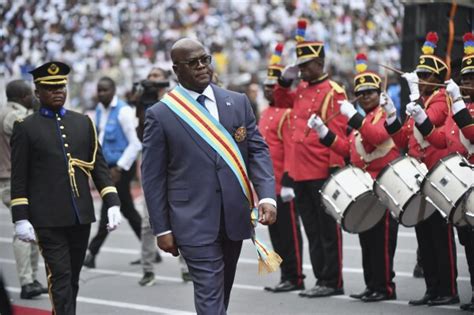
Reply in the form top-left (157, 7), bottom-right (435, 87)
top-left (0, 197), bottom-right (470, 314)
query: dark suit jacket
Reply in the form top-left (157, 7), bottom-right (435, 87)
top-left (142, 84), bottom-right (275, 246)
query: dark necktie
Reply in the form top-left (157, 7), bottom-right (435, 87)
top-left (196, 95), bottom-right (207, 110)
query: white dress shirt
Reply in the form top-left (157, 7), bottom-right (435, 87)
top-left (156, 85), bottom-right (276, 237)
top-left (96, 95), bottom-right (142, 171)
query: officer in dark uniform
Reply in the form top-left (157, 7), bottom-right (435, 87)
top-left (10, 61), bottom-right (121, 315)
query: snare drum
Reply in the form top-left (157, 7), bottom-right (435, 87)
top-left (320, 165), bottom-right (386, 233)
top-left (421, 153), bottom-right (473, 226)
top-left (463, 187), bottom-right (474, 226)
top-left (374, 155), bottom-right (435, 227)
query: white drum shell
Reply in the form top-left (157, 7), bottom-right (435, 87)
top-left (321, 166), bottom-right (386, 233)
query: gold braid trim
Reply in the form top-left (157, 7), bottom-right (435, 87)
top-left (11, 198), bottom-right (29, 206)
top-left (100, 186), bottom-right (118, 198)
top-left (68, 116), bottom-right (98, 197)
top-left (277, 109), bottom-right (291, 141)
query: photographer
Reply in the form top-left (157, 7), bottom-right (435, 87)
top-left (134, 68), bottom-right (191, 286)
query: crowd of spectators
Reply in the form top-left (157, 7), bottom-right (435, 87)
top-left (1, 0), bottom-right (403, 110)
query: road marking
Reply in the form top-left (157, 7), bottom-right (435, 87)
top-left (6, 286), bottom-right (194, 314)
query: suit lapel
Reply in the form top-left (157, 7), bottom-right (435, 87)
top-left (212, 84), bottom-right (234, 134)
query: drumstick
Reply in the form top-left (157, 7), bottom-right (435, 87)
top-left (304, 95), bottom-right (362, 137)
top-left (378, 63), bottom-right (474, 91)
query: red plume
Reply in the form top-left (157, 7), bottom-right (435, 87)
top-left (426, 32), bottom-right (439, 44)
top-left (297, 19), bottom-right (307, 30)
top-left (355, 53), bottom-right (367, 61)
top-left (463, 32), bottom-right (474, 42)
top-left (274, 43), bottom-right (284, 53)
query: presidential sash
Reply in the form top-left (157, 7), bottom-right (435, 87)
top-left (161, 85), bottom-right (281, 274)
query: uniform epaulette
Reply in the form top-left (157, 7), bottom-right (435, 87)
top-left (329, 80), bottom-right (346, 95)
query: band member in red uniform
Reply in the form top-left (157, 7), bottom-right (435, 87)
top-left (382, 32), bottom-right (458, 306)
top-left (274, 19), bottom-right (347, 298)
top-left (307, 53), bottom-right (399, 302)
top-left (405, 32), bottom-right (474, 311)
top-left (259, 44), bottom-right (305, 293)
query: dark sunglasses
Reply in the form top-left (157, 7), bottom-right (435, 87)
top-left (174, 55), bottom-right (212, 68)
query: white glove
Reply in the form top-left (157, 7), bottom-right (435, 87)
top-left (107, 206), bottom-right (122, 231)
top-left (15, 220), bottom-right (36, 242)
top-left (281, 65), bottom-right (299, 81)
top-left (338, 100), bottom-right (357, 119)
top-left (307, 113), bottom-right (328, 138)
top-left (401, 71), bottom-right (420, 101)
top-left (280, 186), bottom-right (295, 203)
top-left (405, 102), bottom-right (427, 125)
top-left (379, 92), bottom-right (397, 124)
top-left (445, 79), bottom-right (466, 114)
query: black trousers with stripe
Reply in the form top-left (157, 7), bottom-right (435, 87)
top-left (457, 226), bottom-right (474, 289)
top-left (359, 210), bottom-right (398, 295)
top-left (36, 224), bottom-right (91, 315)
top-left (294, 179), bottom-right (343, 289)
top-left (267, 196), bottom-right (304, 285)
top-left (415, 211), bottom-right (458, 297)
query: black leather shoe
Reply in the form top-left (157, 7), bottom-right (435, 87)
top-left (362, 291), bottom-right (396, 302)
top-left (349, 288), bottom-right (373, 299)
top-left (409, 293), bottom-right (437, 306)
top-left (20, 283), bottom-right (42, 299)
top-left (298, 285), bottom-right (321, 297)
top-left (428, 295), bottom-right (460, 306)
top-left (33, 280), bottom-right (48, 294)
top-left (83, 253), bottom-right (96, 268)
top-left (305, 286), bottom-right (344, 298)
top-left (264, 280), bottom-right (304, 293)
top-left (460, 301), bottom-right (474, 310)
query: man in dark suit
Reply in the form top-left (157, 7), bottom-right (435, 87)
top-left (141, 38), bottom-right (277, 315)
top-left (10, 61), bottom-right (121, 315)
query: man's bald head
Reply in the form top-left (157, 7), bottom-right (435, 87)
top-left (6, 80), bottom-right (34, 109)
top-left (170, 38), bottom-right (205, 63)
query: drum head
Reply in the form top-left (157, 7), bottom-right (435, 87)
top-left (400, 194), bottom-right (436, 227)
top-left (342, 191), bottom-right (386, 233)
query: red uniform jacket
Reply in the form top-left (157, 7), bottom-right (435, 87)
top-left (417, 102), bottom-right (474, 163)
top-left (385, 88), bottom-right (450, 169)
top-left (258, 107), bottom-right (292, 194)
top-left (321, 106), bottom-right (400, 178)
top-left (274, 76), bottom-right (348, 181)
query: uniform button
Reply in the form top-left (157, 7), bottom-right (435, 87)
top-left (67, 153), bottom-right (71, 157)
top-left (299, 94), bottom-right (302, 98)
top-left (294, 115), bottom-right (297, 119)
top-left (316, 89), bottom-right (320, 93)
top-left (269, 116), bottom-right (273, 120)
top-left (62, 134), bottom-right (66, 138)
top-left (265, 126), bottom-right (269, 130)
top-left (64, 143), bottom-right (69, 148)
top-left (57, 117), bottom-right (61, 121)
top-left (308, 109), bottom-right (311, 112)
top-left (60, 126), bottom-right (64, 129)
top-left (451, 130), bottom-right (455, 134)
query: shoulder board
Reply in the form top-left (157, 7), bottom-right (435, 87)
top-left (329, 80), bottom-right (345, 95)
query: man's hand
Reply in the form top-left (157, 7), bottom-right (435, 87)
top-left (258, 203), bottom-right (277, 225)
top-left (110, 167), bottom-right (122, 183)
top-left (338, 100), bottom-right (358, 119)
top-left (405, 102), bottom-right (427, 124)
top-left (157, 233), bottom-right (179, 256)
top-left (281, 65), bottom-right (299, 81)
top-left (401, 71), bottom-right (420, 101)
top-left (280, 186), bottom-right (295, 203)
top-left (307, 114), bottom-right (328, 138)
top-left (106, 206), bottom-right (122, 231)
top-left (15, 220), bottom-right (36, 242)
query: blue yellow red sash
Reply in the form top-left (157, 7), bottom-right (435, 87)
top-left (161, 85), bottom-right (281, 274)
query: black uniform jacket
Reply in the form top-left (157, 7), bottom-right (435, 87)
top-left (10, 107), bottom-right (120, 227)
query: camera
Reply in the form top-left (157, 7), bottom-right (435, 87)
top-left (133, 79), bottom-right (170, 108)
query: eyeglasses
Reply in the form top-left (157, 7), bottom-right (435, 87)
top-left (174, 55), bottom-right (212, 68)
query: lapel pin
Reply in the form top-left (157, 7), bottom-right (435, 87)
top-left (226, 101), bottom-right (232, 106)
